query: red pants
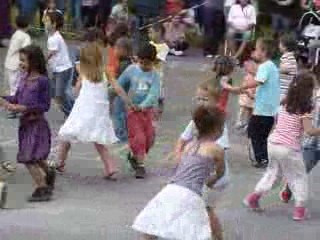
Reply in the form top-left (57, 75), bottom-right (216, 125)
top-left (127, 109), bottom-right (155, 159)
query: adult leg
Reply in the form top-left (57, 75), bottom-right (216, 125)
top-left (39, 0), bottom-right (46, 28)
top-left (94, 143), bottom-right (117, 177)
top-left (56, 141), bottom-right (71, 172)
top-left (203, 7), bottom-right (215, 56)
top-left (210, 10), bottom-right (226, 56)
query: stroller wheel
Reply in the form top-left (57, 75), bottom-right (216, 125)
top-left (0, 181), bottom-right (8, 209)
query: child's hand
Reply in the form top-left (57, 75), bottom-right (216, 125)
top-left (130, 105), bottom-right (142, 112)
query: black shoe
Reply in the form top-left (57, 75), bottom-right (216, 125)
top-left (46, 166), bottom-right (56, 191)
top-left (135, 166), bottom-right (146, 179)
top-left (27, 187), bottom-right (51, 202)
top-left (253, 160), bottom-right (268, 169)
top-left (127, 152), bottom-right (138, 170)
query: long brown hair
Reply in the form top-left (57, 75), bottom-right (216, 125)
top-left (286, 71), bottom-right (315, 115)
top-left (80, 43), bottom-right (103, 83)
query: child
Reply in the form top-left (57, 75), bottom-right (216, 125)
top-left (4, 15), bottom-right (31, 119)
top-left (56, 43), bottom-right (120, 178)
top-left (238, 38), bottom-right (280, 168)
top-left (280, 73), bottom-right (320, 204)
top-left (112, 37), bottom-right (133, 142)
top-left (132, 105), bottom-right (225, 240)
top-left (110, 0), bottom-right (129, 23)
top-left (279, 34), bottom-right (298, 100)
top-left (106, 23), bottom-right (129, 114)
top-left (243, 72), bottom-right (320, 221)
top-left (236, 59), bottom-right (257, 130)
top-left (46, 11), bottom-right (74, 117)
top-left (211, 55), bottom-right (239, 113)
top-left (174, 80), bottom-right (230, 240)
top-left (117, 43), bottom-right (160, 179)
top-left (46, 12), bottom-right (74, 117)
top-left (42, 0), bottom-right (63, 27)
top-left (1, 45), bottom-right (55, 202)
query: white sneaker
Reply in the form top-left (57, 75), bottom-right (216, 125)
top-left (169, 49), bottom-right (184, 56)
top-left (206, 54), bottom-right (214, 59)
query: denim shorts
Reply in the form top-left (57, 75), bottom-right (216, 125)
top-left (51, 68), bottom-right (73, 98)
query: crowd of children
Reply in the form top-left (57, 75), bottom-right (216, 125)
top-left (1, 1), bottom-right (320, 240)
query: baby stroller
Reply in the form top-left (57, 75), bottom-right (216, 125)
top-left (297, 1), bottom-right (320, 67)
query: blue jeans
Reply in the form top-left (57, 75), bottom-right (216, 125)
top-left (112, 96), bottom-right (128, 142)
top-left (52, 68), bottom-right (74, 116)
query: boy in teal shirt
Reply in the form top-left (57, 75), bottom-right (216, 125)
top-left (118, 43), bottom-right (160, 178)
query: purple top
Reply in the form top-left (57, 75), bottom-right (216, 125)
top-left (171, 142), bottom-right (215, 196)
top-left (3, 74), bottom-right (50, 119)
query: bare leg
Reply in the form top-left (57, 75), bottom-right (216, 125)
top-left (207, 206), bottom-right (223, 240)
top-left (141, 234), bottom-right (157, 240)
top-left (57, 142), bottom-right (71, 172)
top-left (94, 143), bottom-right (117, 176)
top-left (26, 164), bottom-right (47, 189)
top-left (38, 160), bottom-right (48, 172)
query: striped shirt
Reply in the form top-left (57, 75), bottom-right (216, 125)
top-left (279, 52), bottom-right (297, 98)
top-left (269, 107), bottom-right (312, 151)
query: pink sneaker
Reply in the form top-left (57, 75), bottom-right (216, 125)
top-left (293, 207), bottom-right (308, 221)
top-left (243, 193), bottom-right (261, 211)
top-left (279, 189), bottom-right (292, 203)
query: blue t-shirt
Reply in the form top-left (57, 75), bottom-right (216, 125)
top-left (254, 60), bottom-right (280, 117)
top-left (118, 64), bottom-right (160, 108)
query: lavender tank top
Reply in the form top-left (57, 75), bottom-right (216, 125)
top-left (171, 142), bottom-right (215, 196)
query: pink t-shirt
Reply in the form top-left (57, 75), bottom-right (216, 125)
top-left (269, 107), bottom-right (311, 151)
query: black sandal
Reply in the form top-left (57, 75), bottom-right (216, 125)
top-left (27, 187), bottom-right (52, 202)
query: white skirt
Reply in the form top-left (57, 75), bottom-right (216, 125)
top-left (132, 184), bottom-right (211, 240)
top-left (59, 96), bottom-right (118, 145)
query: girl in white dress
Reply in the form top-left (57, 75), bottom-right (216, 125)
top-left (56, 42), bottom-right (119, 178)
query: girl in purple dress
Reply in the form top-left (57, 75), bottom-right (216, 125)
top-left (0, 45), bottom-right (55, 202)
